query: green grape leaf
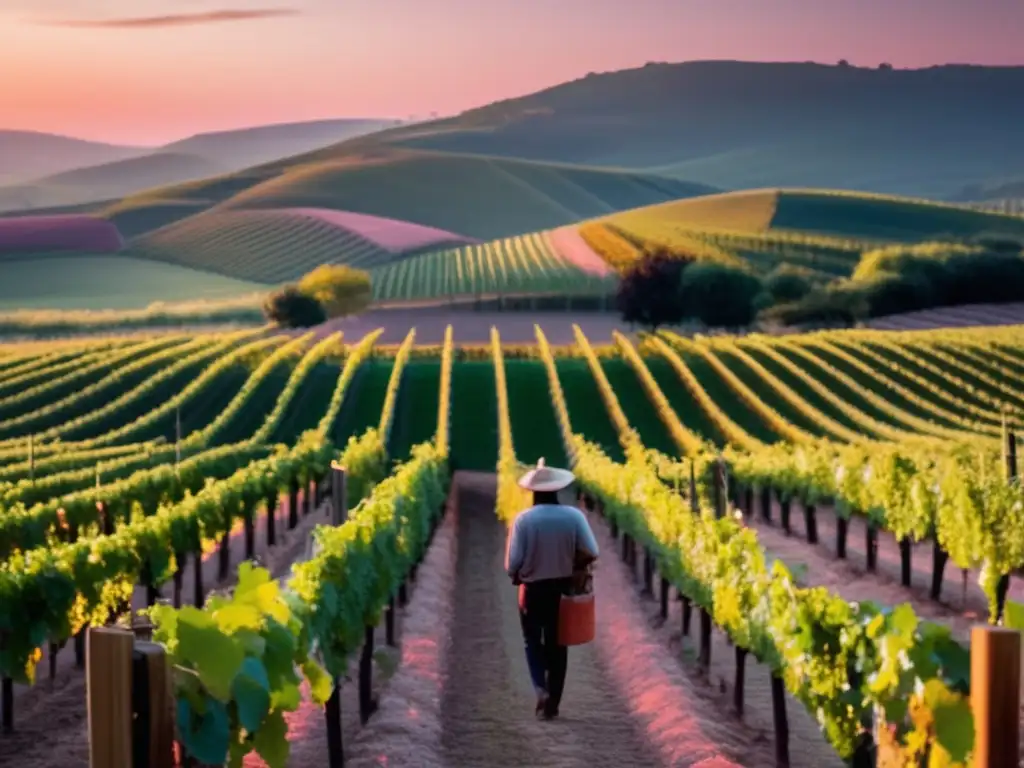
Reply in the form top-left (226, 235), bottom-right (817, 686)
top-left (176, 606), bottom-right (245, 700)
top-left (263, 621), bottom-right (299, 687)
top-left (215, 603), bottom-right (264, 634)
top-left (235, 560), bottom-right (272, 597)
top-left (232, 657), bottom-right (271, 733)
top-left (254, 709), bottom-right (290, 768)
top-left (228, 738), bottom-right (250, 768)
top-left (271, 680), bottom-right (301, 710)
top-left (924, 679), bottom-right (974, 763)
top-left (302, 659), bottom-right (334, 705)
top-left (1003, 600), bottom-right (1024, 631)
top-left (178, 695), bottom-right (230, 766)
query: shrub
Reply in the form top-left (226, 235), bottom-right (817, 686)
top-left (298, 264), bottom-right (372, 318)
top-left (853, 242), bottom-right (1024, 315)
top-left (678, 262), bottom-right (762, 328)
top-left (263, 285), bottom-right (327, 328)
top-left (758, 284), bottom-right (865, 328)
top-left (764, 264), bottom-right (815, 303)
top-left (615, 248), bottom-right (689, 330)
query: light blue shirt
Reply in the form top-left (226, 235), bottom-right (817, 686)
top-left (505, 504), bottom-right (600, 582)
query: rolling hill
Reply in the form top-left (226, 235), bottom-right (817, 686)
top-left (279, 61), bottom-right (1024, 199)
top-left (0, 130), bottom-right (147, 188)
top-left (604, 189), bottom-right (1024, 242)
top-left (129, 208), bottom-right (478, 283)
top-left (57, 149), bottom-right (714, 240)
top-left (0, 119), bottom-right (396, 213)
top-left (0, 153), bottom-right (226, 212)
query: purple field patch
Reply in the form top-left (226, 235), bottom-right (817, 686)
top-left (282, 208), bottom-right (478, 253)
top-left (0, 215), bottom-right (124, 255)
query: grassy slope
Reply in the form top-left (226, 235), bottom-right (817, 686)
top-left (505, 359), bottom-right (567, 467)
top-left (555, 358), bottom-right (623, 462)
top-left (330, 359), bottom-right (393, 447)
top-left (389, 360), bottom-right (442, 462)
top-left (362, 61), bottom-right (1024, 199)
top-left (604, 189), bottom-right (1024, 243)
top-left (0, 254), bottom-right (265, 311)
top-left (449, 360), bottom-right (498, 471)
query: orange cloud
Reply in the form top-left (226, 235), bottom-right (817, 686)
top-left (35, 9), bottom-right (300, 29)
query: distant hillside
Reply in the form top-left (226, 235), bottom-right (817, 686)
top-left (163, 118), bottom-right (398, 170)
top-left (0, 153), bottom-right (225, 211)
top-left (0, 130), bottom-right (147, 187)
top-left (0, 118), bottom-right (396, 212)
top-left (82, 148), bottom-right (713, 240)
top-left (296, 61), bottom-right (1024, 199)
top-left (606, 189), bottom-right (1024, 242)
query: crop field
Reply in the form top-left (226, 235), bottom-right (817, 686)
top-left (131, 208), bottom-right (475, 283)
top-left (580, 188), bottom-right (1024, 280)
top-left (369, 231), bottom-right (617, 302)
top-left (2, 319), bottom-right (1024, 766)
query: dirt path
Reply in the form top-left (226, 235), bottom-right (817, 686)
top-left (439, 473), bottom-right (762, 768)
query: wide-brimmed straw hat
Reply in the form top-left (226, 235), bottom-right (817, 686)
top-left (518, 458), bottom-right (575, 492)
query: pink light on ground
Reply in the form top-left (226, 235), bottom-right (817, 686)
top-left (589, 512), bottom-right (745, 767)
top-left (548, 227), bottom-right (615, 277)
top-left (283, 208), bottom-right (478, 254)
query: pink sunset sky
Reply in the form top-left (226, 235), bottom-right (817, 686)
top-left (3, 0), bottom-right (1023, 146)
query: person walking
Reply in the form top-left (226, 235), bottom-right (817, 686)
top-left (505, 458), bottom-right (599, 720)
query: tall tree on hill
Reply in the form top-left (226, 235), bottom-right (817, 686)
top-left (615, 248), bottom-right (688, 330)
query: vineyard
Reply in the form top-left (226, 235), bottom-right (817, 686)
top-left (369, 231), bottom-right (617, 303)
top-left (131, 209), bottom-right (476, 284)
top-left (2, 321), bottom-right (1024, 766)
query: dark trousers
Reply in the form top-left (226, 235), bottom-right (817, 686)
top-left (519, 577), bottom-right (571, 710)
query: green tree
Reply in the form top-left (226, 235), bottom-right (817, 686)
top-left (298, 264), bottom-right (372, 318)
top-left (679, 262), bottom-right (762, 328)
top-left (262, 285), bottom-right (327, 328)
top-left (615, 248), bottom-right (688, 330)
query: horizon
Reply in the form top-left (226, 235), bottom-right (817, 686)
top-left (5, 57), bottom-right (1024, 149)
top-left (4, 0), bottom-right (1023, 146)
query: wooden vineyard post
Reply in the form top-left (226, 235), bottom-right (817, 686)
top-left (288, 479), bottom-right (299, 529)
top-left (970, 625), bottom-right (1021, 768)
top-left (359, 625), bottom-right (378, 725)
top-left (642, 548), bottom-right (654, 596)
top-left (192, 549), bottom-right (204, 608)
top-left (265, 491), bottom-right (278, 547)
top-left (698, 609), bottom-right (712, 670)
top-left (770, 673), bottom-right (790, 767)
top-left (217, 532), bottom-right (230, 581)
top-left (243, 509), bottom-right (255, 560)
top-left (324, 683), bottom-right (344, 768)
top-left (659, 577), bottom-right (670, 620)
top-left (87, 627), bottom-right (133, 768)
top-left (132, 641), bottom-right (174, 768)
top-left (803, 501), bottom-right (818, 544)
top-left (331, 462), bottom-right (348, 526)
top-left (1, 675), bottom-right (12, 732)
top-left (385, 596), bottom-right (397, 646)
top-left (779, 494), bottom-right (792, 535)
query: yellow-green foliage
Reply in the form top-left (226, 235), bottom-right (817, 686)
top-left (298, 264), bottom-right (372, 317)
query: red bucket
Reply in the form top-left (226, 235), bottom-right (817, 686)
top-left (558, 593), bottom-right (596, 646)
